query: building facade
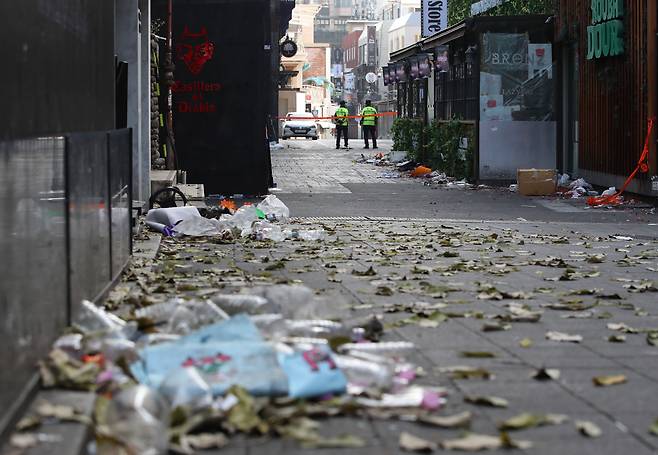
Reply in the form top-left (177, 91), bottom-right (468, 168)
top-left (555, 0), bottom-right (658, 196)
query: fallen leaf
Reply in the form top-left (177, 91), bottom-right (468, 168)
top-left (546, 331), bottom-right (583, 343)
top-left (519, 338), bottom-right (533, 348)
top-left (608, 335), bottom-right (626, 343)
top-left (180, 433), bottom-right (228, 451)
top-left (500, 432), bottom-right (534, 450)
top-left (300, 434), bottom-right (366, 449)
top-left (460, 351), bottom-right (496, 358)
top-left (481, 321), bottom-right (511, 332)
top-left (587, 254), bottom-right (607, 263)
top-left (418, 411), bottom-right (472, 428)
top-left (647, 331), bottom-right (658, 347)
top-left (352, 266), bottom-right (377, 277)
top-left (624, 281), bottom-right (658, 293)
top-left (36, 402), bottom-right (90, 425)
top-left (592, 375), bottom-right (627, 387)
top-left (438, 366), bottom-right (493, 380)
top-left (225, 386), bottom-right (269, 434)
top-left (649, 419), bottom-right (658, 436)
top-left (465, 395), bottom-right (509, 408)
top-left (441, 433), bottom-right (501, 451)
top-left (399, 432), bottom-right (437, 452)
top-left (499, 413), bottom-right (568, 431)
top-left (10, 433), bottom-right (39, 449)
top-left (532, 368), bottom-right (560, 381)
top-left (576, 420), bottom-right (602, 438)
top-left (376, 286), bottom-right (394, 296)
top-left (607, 322), bottom-right (639, 334)
top-left (265, 260), bottom-right (286, 271)
top-left (15, 416), bottom-right (41, 432)
top-left (441, 433), bottom-right (531, 451)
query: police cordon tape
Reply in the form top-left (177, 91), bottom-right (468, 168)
top-left (274, 112), bottom-right (398, 121)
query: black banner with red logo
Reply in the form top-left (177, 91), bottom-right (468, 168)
top-left (172, 0), bottom-right (270, 195)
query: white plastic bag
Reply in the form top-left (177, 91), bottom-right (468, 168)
top-left (145, 206), bottom-right (201, 234)
top-left (602, 187), bottom-right (617, 197)
top-left (257, 195), bottom-right (290, 222)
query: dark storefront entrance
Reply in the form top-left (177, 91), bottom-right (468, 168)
top-left (155, 0), bottom-right (274, 196)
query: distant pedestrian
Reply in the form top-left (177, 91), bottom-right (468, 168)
top-left (360, 100), bottom-right (378, 149)
top-left (334, 101), bottom-right (349, 149)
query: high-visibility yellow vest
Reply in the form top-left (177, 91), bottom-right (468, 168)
top-left (334, 107), bottom-right (349, 126)
top-left (361, 106), bottom-right (377, 126)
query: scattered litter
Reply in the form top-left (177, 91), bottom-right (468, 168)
top-left (410, 166), bottom-right (432, 178)
top-left (399, 431), bottom-right (437, 452)
top-left (546, 331), bottom-right (583, 343)
top-left (102, 385), bottom-right (171, 455)
top-left (145, 206), bottom-right (202, 235)
top-left (602, 187), bottom-right (617, 197)
top-left (576, 420), bottom-right (602, 438)
top-left (592, 374), bottom-right (627, 387)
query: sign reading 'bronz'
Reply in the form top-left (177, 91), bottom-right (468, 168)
top-left (587, 0), bottom-right (624, 60)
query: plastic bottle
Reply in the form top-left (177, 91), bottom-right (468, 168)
top-left (334, 354), bottom-right (394, 390)
top-left (338, 341), bottom-right (415, 355)
top-left (210, 294), bottom-right (273, 315)
top-left (158, 367), bottom-right (213, 410)
top-left (104, 385), bottom-right (170, 455)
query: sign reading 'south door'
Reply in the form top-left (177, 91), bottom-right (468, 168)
top-left (172, 0), bottom-right (270, 195)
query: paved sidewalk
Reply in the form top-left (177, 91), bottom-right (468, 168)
top-left (127, 217), bottom-right (658, 455)
top-left (272, 139), bottom-right (398, 193)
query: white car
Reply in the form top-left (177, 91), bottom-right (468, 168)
top-left (281, 112), bottom-right (319, 140)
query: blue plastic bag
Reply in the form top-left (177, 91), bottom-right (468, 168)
top-left (131, 316), bottom-right (288, 396)
top-left (278, 346), bottom-right (347, 398)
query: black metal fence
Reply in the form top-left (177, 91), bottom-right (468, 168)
top-left (0, 128), bottom-right (132, 433)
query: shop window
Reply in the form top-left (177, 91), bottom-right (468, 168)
top-left (480, 33), bottom-right (554, 122)
top-left (434, 45), bottom-right (477, 121)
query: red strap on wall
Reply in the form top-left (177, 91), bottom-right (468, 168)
top-left (587, 117), bottom-right (655, 207)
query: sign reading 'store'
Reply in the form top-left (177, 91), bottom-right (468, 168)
top-left (422, 0), bottom-right (448, 38)
top-left (587, 0), bottom-right (624, 60)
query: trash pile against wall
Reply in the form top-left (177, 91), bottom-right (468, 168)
top-left (24, 195), bottom-right (456, 454)
top-left (33, 284), bottom-right (450, 454)
top-left (144, 195), bottom-right (325, 241)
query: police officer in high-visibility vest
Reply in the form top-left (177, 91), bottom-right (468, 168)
top-left (334, 101), bottom-right (349, 149)
top-left (360, 100), bottom-right (378, 149)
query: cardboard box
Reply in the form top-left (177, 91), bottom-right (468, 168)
top-left (517, 169), bottom-right (557, 196)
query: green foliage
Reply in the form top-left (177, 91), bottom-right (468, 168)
top-left (392, 117), bottom-right (475, 181)
top-left (391, 118), bottom-right (426, 162)
top-left (426, 119), bottom-right (475, 181)
top-left (448, 0), bottom-right (555, 26)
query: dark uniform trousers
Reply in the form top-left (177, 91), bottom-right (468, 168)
top-left (336, 125), bottom-right (349, 148)
top-left (363, 125), bottom-right (377, 148)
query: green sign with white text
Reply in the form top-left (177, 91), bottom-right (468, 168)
top-left (586, 0), bottom-right (624, 60)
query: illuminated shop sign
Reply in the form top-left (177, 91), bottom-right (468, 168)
top-left (586, 0), bottom-right (624, 60)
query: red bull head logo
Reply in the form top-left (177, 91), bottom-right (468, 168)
top-left (176, 26), bottom-right (215, 75)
